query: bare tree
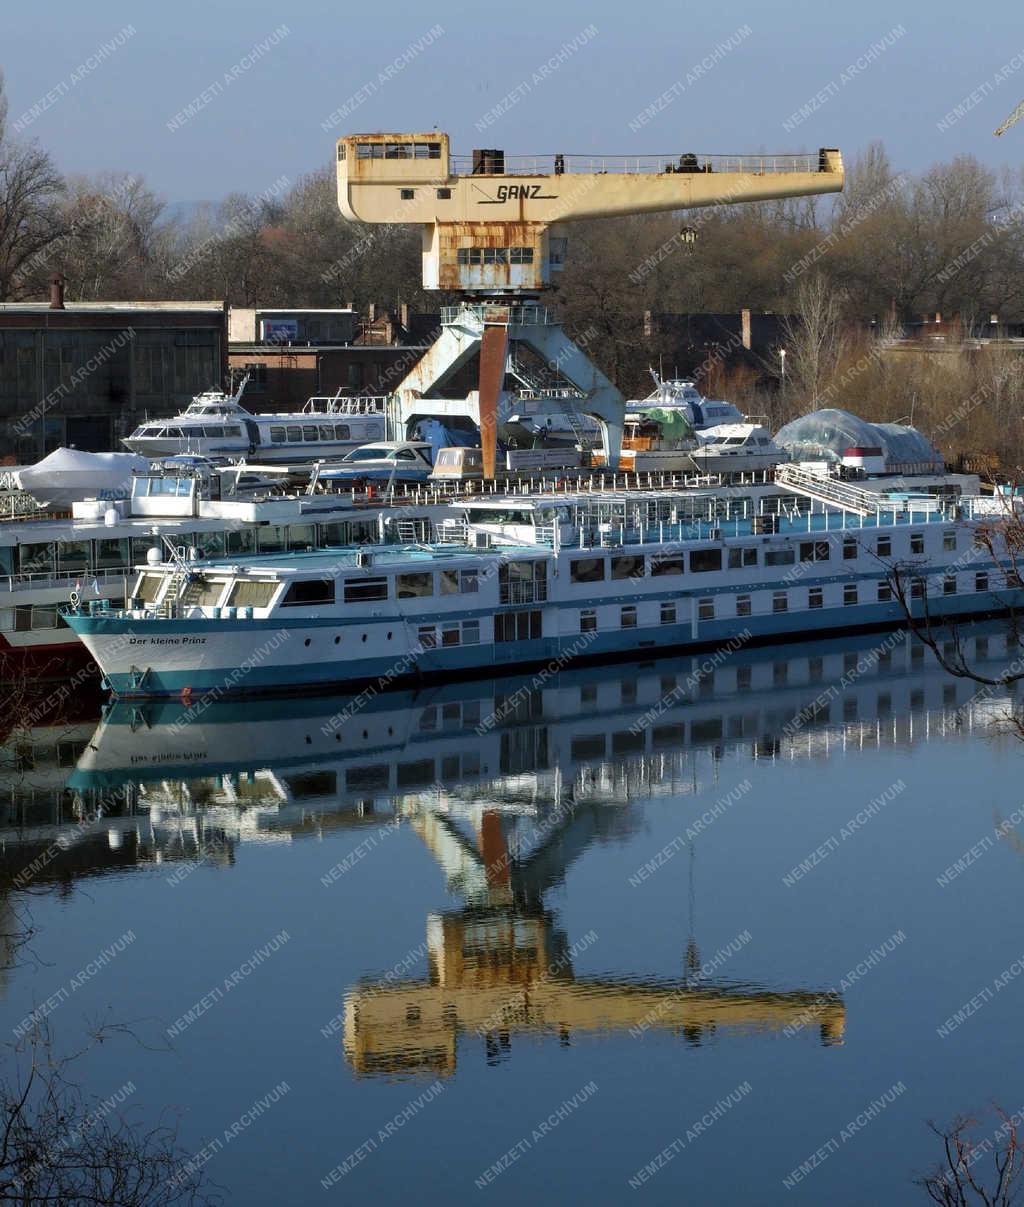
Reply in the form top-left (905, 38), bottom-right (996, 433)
top-left (779, 273), bottom-right (850, 405)
top-left (917, 1108), bottom-right (1024, 1205)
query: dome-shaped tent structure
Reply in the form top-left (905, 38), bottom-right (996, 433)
top-left (774, 409), bottom-right (943, 473)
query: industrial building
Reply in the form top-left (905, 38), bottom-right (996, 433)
top-left (0, 279), bottom-right (227, 462)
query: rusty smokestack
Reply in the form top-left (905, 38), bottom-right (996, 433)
top-left (49, 273), bottom-right (66, 310)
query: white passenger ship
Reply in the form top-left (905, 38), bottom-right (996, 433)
top-left (63, 474), bottom-right (1018, 698)
top-left (122, 380), bottom-right (388, 464)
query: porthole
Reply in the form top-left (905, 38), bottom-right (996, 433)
top-left (361, 633), bottom-right (367, 643)
top-left (304, 638), bottom-right (311, 647)
top-left (334, 635), bottom-right (341, 645)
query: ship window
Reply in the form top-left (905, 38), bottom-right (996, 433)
top-left (910, 532), bottom-right (924, 554)
top-left (440, 568), bottom-right (478, 594)
top-left (225, 425), bottom-right (243, 437)
top-left (690, 548), bottom-right (722, 573)
top-left (441, 623), bottom-right (460, 647)
top-left (281, 579), bottom-right (335, 606)
top-left (877, 581), bottom-right (892, 601)
top-left (385, 142), bottom-right (412, 159)
top-left (842, 538), bottom-right (857, 560)
top-left (135, 572), bottom-right (164, 603)
top-left (436, 187), bottom-right (452, 199)
top-left (621, 605), bottom-right (637, 629)
top-left (611, 554), bottom-right (645, 580)
top-left (976, 572), bottom-right (989, 592)
top-left (227, 579), bottom-right (278, 608)
top-left (302, 425), bottom-right (318, 441)
top-left (257, 526), bottom-right (287, 553)
top-left (397, 572), bottom-right (433, 598)
top-left (650, 553), bottom-right (683, 577)
top-left (426, 142), bottom-right (441, 158)
top-left (270, 427), bottom-right (286, 443)
top-left (366, 423), bottom-right (384, 439)
top-left (335, 424), bottom-right (351, 440)
top-left (660, 602), bottom-right (676, 625)
top-left (31, 605), bottom-right (59, 629)
top-left (876, 535), bottom-right (891, 557)
top-left (203, 426), bottom-right (225, 437)
top-left (287, 524), bottom-right (316, 550)
top-left (400, 189), bottom-right (415, 200)
top-left (799, 541), bottom-right (830, 563)
top-left (772, 591), bottom-right (788, 613)
top-left (496, 609), bottom-right (541, 641)
top-left (579, 608), bottom-right (597, 633)
top-left (19, 542), bottom-right (55, 575)
top-left (344, 577), bottom-right (388, 603)
top-left (765, 548), bottom-right (796, 566)
top-left (319, 425), bottom-right (334, 440)
top-left (736, 594), bottom-right (752, 616)
top-left (418, 625), bottom-right (436, 649)
top-left (58, 541), bottom-right (90, 573)
top-left (944, 576), bottom-right (956, 594)
top-left (809, 587), bottom-right (824, 608)
top-left (462, 619), bottom-right (480, 644)
top-left (943, 530), bottom-right (957, 552)
top-left (571, 557), bottom-right (605, 584)
top-left (728, 547), bottom-right (758, 568)
top-left (843, 583), bottom-right (858, 605)
top-left (182, 577), bottom-right (228, 606)
top-left (165, 428), bottom-right (184, 438)
top-left (697, 597), bottom-right (715, 620)
top-left (286, 426), bottom-right (302, 441)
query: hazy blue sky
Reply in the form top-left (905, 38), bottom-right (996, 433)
top-left (3, 0), bottom-right (1021, 200)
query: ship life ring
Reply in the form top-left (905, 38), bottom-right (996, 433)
top-left (69, 590), bottom-right (81, 610)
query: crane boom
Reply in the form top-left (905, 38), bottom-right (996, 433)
top-left (995, 98), bottom-right (1024, 136)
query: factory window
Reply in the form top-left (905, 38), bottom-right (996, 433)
top-left (436, 187), bottom-right (451, 199)
top-left (843, 584), bottom-right (858, 606)
top-left (736, 594), bottom-right (752, 616)
top-left (728, 546), bottom-right (758, 569)
top-left (344, 577), bottom-right (389, 603)
top-left (650, 553), bottom-right (683, 577)
top-left (482, 247), bottom-right (508, 264)
top-left (400, 189), bottom-right (415, 200)
top-left (876, 535), bottom-right (891, 558)
top-left (397, 572), bottom-right (433, 599)
top-left (579, 609), bottom-right (597, 633)
top-left (690, 548), bottom-right (722, 573)
top-left (660, 602), bottom-right (676, 625)
top-left (877, 581), bottom-right (893, 601)
top-left (571, 557), bottom-right (605, 584)
top-left (910, 532), bottom-right (924, 555)
top-left (809, 587), bottom-right (823, 609)
top-left (772, 591), bottom-right (788, 613)
top-left (337, 144), bottom-right (345, 160)
top-left (510, 247), bottom-right (534, 264)
top-left (611, 554), bottom-right (645, 580)
top-left (621, 605), bottom-right (637, 629)
top-left (386, 143), bottom-right (412, 159)
top-left (281, 579), bottom-right (335, 607)
top-left (697, 597), bottom-right (715, 620)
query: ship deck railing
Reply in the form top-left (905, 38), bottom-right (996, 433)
top-left (448, 152), bottom-right (828, 178)
top-left (301, 395), bottom-right (389, 415)
top-left (1, 566), bottom-right (130, 594)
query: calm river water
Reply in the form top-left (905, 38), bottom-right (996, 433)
top-left (2, 623), bottom-right (1023, 1204)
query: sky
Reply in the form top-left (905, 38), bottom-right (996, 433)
top-left (2, 0), bottom-right (1022, 202)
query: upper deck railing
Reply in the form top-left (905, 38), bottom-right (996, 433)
top-left (448, 152), bottom-right (833, 178)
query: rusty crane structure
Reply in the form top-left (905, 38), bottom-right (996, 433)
top-left (335, 132), bottom-right (844, 475)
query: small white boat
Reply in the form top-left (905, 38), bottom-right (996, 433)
top-left (690, 423), bottom-right (789, 474)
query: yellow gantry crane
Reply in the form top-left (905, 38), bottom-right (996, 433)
top-left (335, 132), bottom-right (844, 475)
top-left (995, 99), bottom-right (1024, 136)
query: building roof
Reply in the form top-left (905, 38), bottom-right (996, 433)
top-left (0, 300), bottom-right (225, 314)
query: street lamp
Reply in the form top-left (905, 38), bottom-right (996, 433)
top-left (779, 348), bottom-right (786, 385)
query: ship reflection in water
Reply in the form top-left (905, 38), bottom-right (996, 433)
top-left (1, 624), bottom-right (1018, 1077)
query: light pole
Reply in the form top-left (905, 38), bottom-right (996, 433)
top-left (779, 348), bottom-right (786, 388)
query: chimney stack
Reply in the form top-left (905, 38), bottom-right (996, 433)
top-left (400, 302), bottom-right (409, 331)
top-left (741, 308), bottom-right (751, 350)
top-left (49, 272), bottom-right (65, 310)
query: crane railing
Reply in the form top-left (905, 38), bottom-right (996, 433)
top-left (449, 152), bottom-right (834, 178)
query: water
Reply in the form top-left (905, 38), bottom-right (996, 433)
top-left (2, 624), bottom-right (1023, 1204)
